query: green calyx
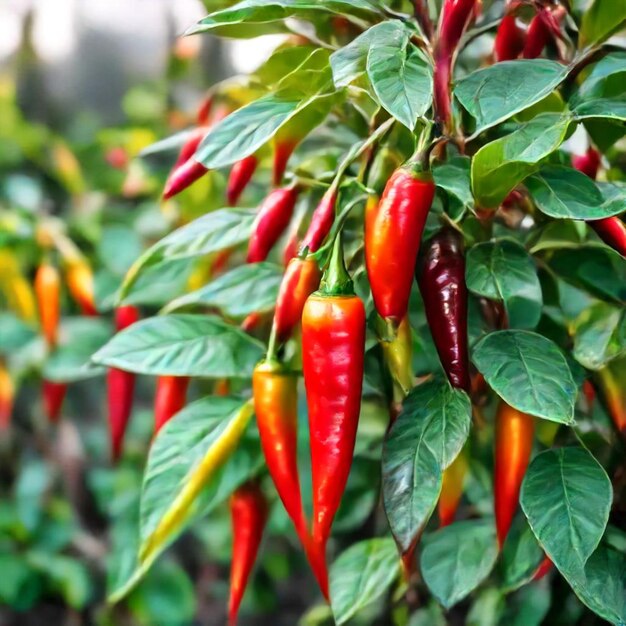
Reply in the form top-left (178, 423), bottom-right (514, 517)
top-left (318, 232), bottom-right (354, 297)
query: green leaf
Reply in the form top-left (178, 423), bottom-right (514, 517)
top-left (196, 91), bottom-right (334, 169)
top-left (122, 258), bottom-right (195, 307)
top-left (500, 516), bottom-right (545, 592)
top-left (119, 209), bottom-right (256, 300)
top-left (92, 314), bottom-right (264, 377)
top-left (466, 240), bottom-right (542, 330)
top-left (163, 262), bottom-right (283, 317)
top-left (526, 166), bottom-right (626, 219)
top-left (472, 330), bottom-right (576, 424)
top-left (566, 544), bottom-right (626, 625)
top-left (420, 519), bottom-right (498, 608)
top-left (329, 537), bottom-right (400, 625)
top-left (471, 113), bottom-right (571, 208)
top-left (433, 156), bottom-right (473, 213)
top-left (382, 379), bottom-right (472, 552)
top-left (367, 30), bottom-right (432, 129)
top-left (190, 0), bottom-right (383, 37)
top-left (0, 313), bottom-right (36, 355)
top-left (521, 448), bottom-right (612, 576)
top-left (580, 1), bottom-right (626, 46)
top-left (454, 60), bottom-right (569, 135)
top-left (572, 303), bottom-right (626, 370)
top-left (43, 317), bottom-right (111, 382)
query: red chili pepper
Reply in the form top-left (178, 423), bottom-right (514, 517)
top-left (433, 0), bottom-right (477, 127)
top-left (0, 364), bottom-right (14, 429)
top-left (34, 261), bottom-right (61, 348)
top-left (300, 188), bottom-right (338, 254)
top-left (43, 380), bottom-right (67, 423)
top-left (366, 166), bottom-right (435, 326)
top-left (227, 155), bottom-right (259, 206)
top-left (228, 481), bottom-right (268, 626)
top-left (572, 147), bottom-right (601, 179)
top-left (154, 376), bottom-right (190, 434)
top-left (173, 127), bottom-right (209, 170)
top-left (241, 311), bottom-right (262, 333)
top-left (282, 230), bottom-right (300, 267)
top-left (417, 228), bottom-right (470, 392)
top-left (532, 555), bottom-right (553, 581)
top-left (494, 402), bottom-right (534, 548)
top-left (163, 158), bottom-right (208, 200)
top-left (272, 256), bottom-right (321, 344)
top-left (272, 139), bottom-right (298, 187)
top-left (107, 306), bottom-right (140, 462)
top-left (522, 6), bottom-right (565, 59)
top-left (246, 186), bottom-right (299, 263)
top-left (196, 95), bottom-right (213, 125)
top-left (438, 449), bottom-right (468, 527)
top-left (493, 14), bottom-right (525, 61)
top-left (302, 235), bottom-right (365, 590)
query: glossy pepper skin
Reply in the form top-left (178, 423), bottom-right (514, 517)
top-left (227, 155), bottom-right (258, 206)
top-left (154, 376), bottom-right (190, 434)
top-left (273, 257), bottom-right (321, 344)
top-left (43, 380), bottom-right (67, 423)
top-left (34, 261), bottom-right (61, 347)
top-left (302, 236), bottom-right (365, 589)
top-left (247, 187), bottom-right (299, 263)
top-left (65, 260), bottom-right (97, 316)
top-left (163, 158), bottom-right (207, 200)
top-left (228, 482), bottom-right (268, 626)
top-left (417, 228), bottom-right (470, 392)
top-left (300, 188), bottom-right (338, 254)
top-left (365, 167), bottom-right (435, 325)
top-left (0, 364), bottom-right (14, 429)
top-left (107, 306), bottom-right (140, 462)
top-left (433, 0), bottom-right (477, 127)
top-left (272, 139), bottom-right (297, 187)
top-left (494, 13), bottom-right (525, 61)
top-left (439, 449), bottom-right (468, 527)
top-left (380, 315), bottom-right (414, 399)
top-left (494, 402), bottom-right (534, 547)
top-left (522, 6), bottom-right (564, 59)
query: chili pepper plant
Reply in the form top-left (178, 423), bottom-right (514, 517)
top-left (2, 0), bottom-right (626, 624)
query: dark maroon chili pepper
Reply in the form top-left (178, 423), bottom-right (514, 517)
top-left (416, 227), bottom-right (470, 392)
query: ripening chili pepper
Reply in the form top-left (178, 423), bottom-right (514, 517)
top-left (380, 315), bottom-right (414, 398)
top-left (300, 187), bottom-right (338, 254)
top-left (107, 306), bottom-right (140, 462)
top-left (227, 155), bottom-right (259, 206)
top-left (302, 235), bottom-right (365, 588)
top-left (439, 449), bottom-right (468, 527)
top-left (494, 14), bottom-right (525, 61)
top-left (365, 166), bottom-right (436, 326)
top-left (241, 311), bottom-right (262, 333)
top-left (272, 138), bottom-right (298, 187)
top-left (247, 186), bottom-right (299, 263)
top-left (433, 0), bottom-right (477, 128)
top-left (154, 376), bottom-right (190, 434)
top-left (228, 482), bottom-right (268, 626)
top-left (43, 380), bottom-right (67, 423)
top-left (35, 261), bottom-right (61, 348)
top-left (65, 260), bottom-right (97, 316)
top-left (0, 364), bottom-right (14, 429)
top-left (596, 359), bottom-right (626, 433)
top-left (583, 379), bottom-right (596, 410)
top-left (272, 256), bottom-right (321, 344)
top-left (494, 402), bottom-right (534, 547)
top-left (417, 228), bottom-right (470, 392)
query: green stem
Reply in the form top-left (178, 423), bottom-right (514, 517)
top-left (319, 232), bottom-right (353, 296)
top-left (266, 323), bottom-right (279, 361)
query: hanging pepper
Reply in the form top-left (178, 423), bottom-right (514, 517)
top-left (282, 230), bottom-right (300, 267)
top-left (300, 187), bottom-right (339, 254)
top-left (572, 148), bottom-right (626, 256)
top-left (596, 358), bottom-right (626, 434)
top-left (163, 158), bottom-right (208, 200)
top-left (493, 13), bottom-right (525, 61)
top-left (522, 5), bottom-right (565, 59)
top-left (227, 155), bottom-right (259, 206)
top-left (0, 364), bottom-right (14, 429)
top-left (380, 315), bottom-right (414, 401)
top-left (433, 0), bottom-right (477, 128)
top-left (439, 449), bottom-right (468, 527)
top-left (43, 380), bottom-right (67, 423)
top-left (247, 186), bottom-right (299, 263)
top-left (34, 261), bottom-right (61, 348)
top-left (365, 165), bottom-right (435, 326)
top-left (228, 481), bottom-right (268, 626)
top-left (107, 306), bottom-right (140, 461)
top-left (494, 402), bottom-right (534, 547)
top-left (302, 235), bottom-right (365, 589)
top-left (417, 227), bottom-right (470, 392)
top-left (272, 256), bottom-right (321, 344)
top-left (154, 375), bottom-right (190, 434)
top-left (196, 95), bottom-right (213, 126)
top-left (65, 259), bottom-right (97, 316)
top-left (272, 138), bottom-right (298, 187)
